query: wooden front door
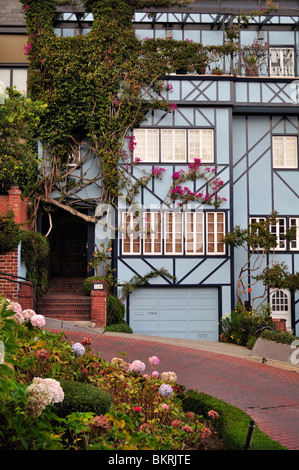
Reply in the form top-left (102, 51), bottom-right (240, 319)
top-left (50, 211), bottom-right (88, 278)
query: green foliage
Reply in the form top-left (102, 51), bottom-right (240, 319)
top-left (0, 210), bottom-right (21, 253)
top-left (220, 303), bottom-right (273, 347)
top-left (121, 268), bottom-right (175, 301)
top-left (260, 328), bottom-right (299, 345)
top-left (83, 276), bottom-right (106, 295)
top-left (52, 379), bottom-right (112, 418)
top-left (181, 390), bottom-right (287, 450)
top-left (107, 295), bottom-right (125, 325)
top-left (105, 322), bottom-right (133, 333)
top-left (21, 230), bottom-right (50, 295)
top-left (0, 88), bottom-right (47, 195)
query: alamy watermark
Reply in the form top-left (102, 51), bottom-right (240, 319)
top-left (0, 341), bottom-right (4, 365)
top-left (290, 340), bottom-right (299, 365)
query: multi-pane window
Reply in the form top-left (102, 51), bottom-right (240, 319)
top-left (207, 212), bottom-right (225, 254)
top-left (143, 212), bottom-right (162, 255)
top-left (122, 211), bottom-right (225, 255)
top-left (164, 212), bottom-right (183, 254)
top-left (185, 212), bottom-right (204, 254)
top-left (269, 47), bottom-right (295, 77)
top-left (133, 128), bottom-right (214, 163)
top-left (133, 129), bottom-right (159, 162)
top-left (270, 289), bottom-right (290, 312)
top-left (161, 129), bottom-right (186, 162)
top-left (270, 217), bottom-right (286, 250)
top-left (290, 218), bottom-right (299, 250)
top-left (188, 129), bottom-right (214, 163)
top-left (122, 212), bottom-right (141, 255)
top-left (0, 68), bottom-right (28, 95)
top-left (272, 136), bottom-right (298, 168)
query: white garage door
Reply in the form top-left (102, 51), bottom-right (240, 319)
top-left (129, 287), bottom-right (219, 341)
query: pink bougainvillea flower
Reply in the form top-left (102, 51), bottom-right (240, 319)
top-left (134, 406), bottom-right (142, 412)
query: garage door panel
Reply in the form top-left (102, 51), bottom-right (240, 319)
top-left (159, 299), bottom-right (188, 308)
top-left (189, 309), bottom-right (215, 320)
top-left (130, 287), bottom-right (219, 341)
top-left (160, 309), bottom-right (188, 319)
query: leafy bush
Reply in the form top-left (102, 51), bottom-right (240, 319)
top-left (83, 276), bottom-right (105, 295)
top-left (220, 303), bottom-right (273, 347)
top-left (0, 210), bottom-right (21, 253)
top-left (105, 322), bottom-right (133, 333)
top-left (52, 380), bottom-right (112, 418)
top-left (260, 329), bottom-right (299, 345)
top-left (181, 390), bottom-right (287, 450)
top-left (21, 230), bottom-right (50, 295)
top-left (107, 295), bottom-right (125, 325)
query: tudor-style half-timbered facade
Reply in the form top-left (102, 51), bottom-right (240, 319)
top-left (1, 0), bottom-right (299, 340)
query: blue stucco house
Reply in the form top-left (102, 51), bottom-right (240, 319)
top-left (1, 0), bottom-right (299, 340)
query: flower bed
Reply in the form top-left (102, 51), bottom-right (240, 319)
top-left (0, 297), bottom-right (286, 450)
top-left (0, 297), bottom-right (223, 450)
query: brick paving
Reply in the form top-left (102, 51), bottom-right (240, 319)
top-left (56, 330), bottom-right (299, 450)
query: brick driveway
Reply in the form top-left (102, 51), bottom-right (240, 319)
top-left (58, 330), bottom-right (299, 450)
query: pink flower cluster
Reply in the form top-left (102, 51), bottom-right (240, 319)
top-left (26, 377), bottom-right (64, 417)
top-left (89, 415), bottom-right (111, 433)
top-left (24, 42), bottom-right (32, 55)
top-left (129, 360), bottom-right (146, 374)
top-left (151, 167), bottom-right (165, 179)
top-left (6, 301), bottom-right (46, 329)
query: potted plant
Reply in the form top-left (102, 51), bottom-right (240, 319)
top-left (240, 40), bottom-right (269, 76)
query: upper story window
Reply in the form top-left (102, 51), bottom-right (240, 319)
top-left (272, 136), bottom-right (298, 169)
top-left (269, 47), bottom-right (295, 77)
top-left (0, 67), bottom-right (28, 95)
top-left (133, 128), bottom-right (214, 163)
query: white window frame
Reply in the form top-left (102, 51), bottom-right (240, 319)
top-left (185, 211), bottom-right (204, 255)
top-left (270, 217), bottom-right (286, 251)
top-left (132, 128), bottom-right (214, 163)
top-left (133, 128), bottom-right (159, 162)
top-left (270, 288), bottom-right (292, 331)
top-left (269, 47), bottom-right (295, 77)
top-left (290, 218), bottom-right (299, 250)
top-left (249, 217), bottom-right (286, 251)
top-left (143, 211), bottom-right (162, 255)
top-left (206, 212), bottom-right (225, 255)
top-left (188, 129), bottom-right (214, 163)
top-left (164, 211), bottom-right (183, 254)
top-left (121, 211), bottom-right (141, 255)
top-left (272, 136), bottom-right (298, 169)
top-left (161, 129), bottom-right (186, 163)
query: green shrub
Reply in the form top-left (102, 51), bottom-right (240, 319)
top-left (105, 322), bottom-right (133, 334)
top-left (52, 380), bottom-right (112, 418)
top-left (83, 276), bottom-right (105, 295)
top-left (221, 303), bottom-right (273, 347)
top-left (107, 295), bottom-right (125, 325)
top-left (21, 230), bottom-right (50, 295)
top-left (260, 329), bottom-right (299, 345)
top-left (180, 389), bottom-right (287, 451)
top-left (0, 210), bottom-right (21, 253)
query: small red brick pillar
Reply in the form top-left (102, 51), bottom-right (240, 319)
top-left (272, 318), bottom-right (287, 332)
top-left (90, 280), bottom-right (107, 328)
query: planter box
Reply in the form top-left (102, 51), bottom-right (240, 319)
top-left (250, 337), bottom-right (297, 365)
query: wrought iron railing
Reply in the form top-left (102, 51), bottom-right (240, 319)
top-left (0, 271), bottom-right (37, 311)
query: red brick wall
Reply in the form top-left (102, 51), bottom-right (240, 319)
top-left (0, 186), bottom-right (29, 302)
top-left (90, 281), bottom-right (107, 327)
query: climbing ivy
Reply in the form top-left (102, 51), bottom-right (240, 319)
top-left (19, 0), bottom-right (228, 226)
